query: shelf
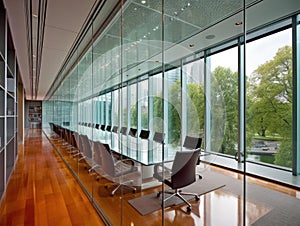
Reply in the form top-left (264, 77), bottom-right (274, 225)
top-left (0, 8), bottom-right (5, 59)
top-left (6, 65), bottom-right (14, 79)
top-left (0, 61), bottom-right (4, 88)
top-left (6, 95), bottom-right (15, 116)
top-left (0, 88), bottom-right (3, 116)
top-left (0, 151), bottom-right (4, 197)
top-left (0, 118), bottom-right (3, 149)
top-left (0, 0), bottom-right (18, 202)
top-left (6, 117), bottom-right (14, 141)
top-left (6, 137), bottom-right (14, 181)
top-left (6, 90), bottom-right (15, 99)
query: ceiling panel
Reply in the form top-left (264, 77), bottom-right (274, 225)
top-left (46, 0), bottom-right (96, 32)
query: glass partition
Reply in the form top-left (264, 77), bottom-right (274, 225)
top-left (41, 0), bottom-right (300, 225)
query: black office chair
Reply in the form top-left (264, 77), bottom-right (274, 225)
top-left (112, 126), bottom-right (118, 133)
top-left (106, 125), bottom-right (112, 132)
top-left (100, 125), bottom-right (106, 131)
top-left (183, 136), bottom-right (202, 179)
top-left (153, 149), bottom-right (200, 212)
top-left (120, 127), bottom-right (127, 135)
top-left (139, 130), bottom-right (150, 139)
top-left (153, 132), bottom-right (164, 144)
top-left (129, 128), bottom-right (137, 137)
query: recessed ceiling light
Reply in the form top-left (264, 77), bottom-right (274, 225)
top-left (205, 34), bottom-right (215, 40)
top-left (235, 21), bottom-right (243, 26)
top-left (141, 0), bottom-right (146, 4)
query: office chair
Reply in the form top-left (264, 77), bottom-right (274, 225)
top-left (183, 136), bottom-right (202, 179)
top-left (120, 127), bottom-right (127, 135)
top-left (153, 149), bottom-right (200, 212)
top-left (100, 143), bottom-right (137, 196)
top-left (139, 130), bottom-right (150, 139)
top-left (112, 126), bottom-right (118, 133)
top-left (129, 128), bottom-right (137, 137)
top-left (78, 135), bottom-right (93, 171)
top-left (106, 125), bottom-right (112, 132)
top-left (88, 141), bottom-right (104, 175)
top-left (153, 132), bottom-right (165, 144)
top-left (72, 131), bottom-right (83, 158)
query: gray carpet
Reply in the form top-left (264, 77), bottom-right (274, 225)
top-left (128, 175), bottom-right (225, 215)
top-left (128, 170), bottom-right (300, 225)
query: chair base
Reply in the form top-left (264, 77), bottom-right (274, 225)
top-left (105, 180), bottom-right (136, 196)
top-left (157, 189), bottom-right (200, 212)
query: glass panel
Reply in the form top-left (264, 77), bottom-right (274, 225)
top-left (208, 47), bottom-right (239, 157)
top-left (129, 83), bottom-right (138, 159)
top-left (182, 59), bottom-right (205, 139)
top-left (246, 28), bottom-right (292, 168)
top-left (165, 68), bottom-right (181, 158)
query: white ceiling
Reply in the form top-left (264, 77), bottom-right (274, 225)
top-left (3, 0), bottom-right (97, 100)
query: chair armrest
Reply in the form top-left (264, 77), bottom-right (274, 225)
top-left (153, 164), bottom-right (172, 182)
top-left (115, 159), bottom-right (136, 172)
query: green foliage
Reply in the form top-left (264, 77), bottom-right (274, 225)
top-left (210, 67), bottom-right (239, 155)
top-left (248, 46), bottom-right (292, 167)
top-left (274, 138), bottom-right (292, 167)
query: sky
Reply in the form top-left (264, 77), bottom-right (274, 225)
top-left (210, 28), bottom-right (292, 76)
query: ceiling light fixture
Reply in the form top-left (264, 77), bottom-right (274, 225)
top-left (141, 0), bottom-right (146, 4)
top-left (235, 21), bottom-right (243, 26)
top-left (205, 34), bottom-right (215, 40)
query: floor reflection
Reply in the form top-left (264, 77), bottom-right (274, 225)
top-left (45, 129), bottom-right (272, 226)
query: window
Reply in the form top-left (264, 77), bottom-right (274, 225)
top-left (246, 28), bottom-right (292, 168)
top-left (208, 47), bottom-right (239, 156)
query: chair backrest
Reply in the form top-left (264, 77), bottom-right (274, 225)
top-left (112, 126), bottom-right (118, 133)
top-left (99, 142), bottom-right (116, 177)
top-left (74, 132), bottom-right (83, 152)
top-left (49, 122), bottom-right (54, 131)
top-left (93, 141), bottom-right (103, 166)
top-left (95, 124), bottom-right (100, 129)
top-left (183, 136), bottom-right (202, 150)
top-left (106, 125), bottom-right (112, 132)
top-left (100, 125), bottom-right (106, 131)
top-left (80, 134), bottom-right (93, 159)
top-left (129, 128), bottom-right (137, 137)
top-left (171, 150), bottom-right (200, 189)
top-left (153, 132), bottom-right (165, 144)
top-left (139, 130), bottom-right (150, 139)
top-left (120, 127), bottom-right (127, 135)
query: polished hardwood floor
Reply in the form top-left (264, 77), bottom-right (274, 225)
top-left (0, 129), bottom-right (105, 226)
top-left (1, 129), bottom-right (299, 225)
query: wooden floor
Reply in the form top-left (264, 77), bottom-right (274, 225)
top-left (1, 129), bottom-right (299, 226)
top-left (0, 129), bottom-right (105, 226)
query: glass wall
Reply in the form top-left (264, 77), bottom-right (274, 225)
top-left (246, 26), bottom-right (293, 168)
top-left (42, 1), bottom-right (300, 225)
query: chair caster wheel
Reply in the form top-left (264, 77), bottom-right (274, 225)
top-left (157, 192), bottom-right (160, 198)
top-left (187, 206), bottom-right (192, 212)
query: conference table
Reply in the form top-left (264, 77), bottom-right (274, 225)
top-left (63, 124), bottom-right (178, 189)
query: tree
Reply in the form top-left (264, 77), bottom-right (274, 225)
top-left (248, 46), bottom-right (292, 167)
top-left (210, 66), bottom-right (239, 156)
